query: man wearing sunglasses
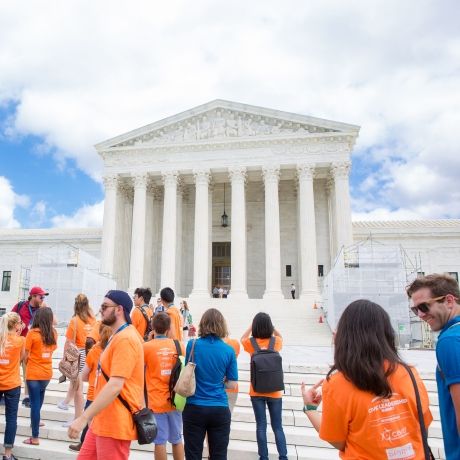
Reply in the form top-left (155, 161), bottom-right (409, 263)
top-left (407, 274), bottom-right (460, 459)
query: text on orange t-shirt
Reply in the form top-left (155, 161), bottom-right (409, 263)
top-left (143, 337), bottom-right (184, 412)
top-left (0, 334), bottom-right (25, 390)
top-left (242, 335), bottom-right (283, 398)
top-left (91, 325), bottom-right (144, 441)
top-left (319, 364), bottom-right (433, 460)
top-left (65, 315), bottom-right (97, 348)
top-left (224, 337), bottom-right (240, 393)
top-left (25, 328), bottom-right (58, 380)
top-left (85, 343), bottom-right (103, 401)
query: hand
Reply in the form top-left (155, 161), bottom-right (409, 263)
top-left (301, 379), bottom-right (324, 406)
top-left (68, 415), bottom-right (87, 439)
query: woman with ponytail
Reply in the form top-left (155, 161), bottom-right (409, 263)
top-left (0, 312), bottom-right (25, 460)
top-left (23, 307), bottom-right (57, 445)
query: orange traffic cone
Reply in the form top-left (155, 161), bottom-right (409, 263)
top-left (313, 302), bottom-right (318, 309)
top-left (318, 315), bottom-right (324, 323)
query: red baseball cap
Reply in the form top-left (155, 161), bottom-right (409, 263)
top-left (29, 286), bottom-right (49, 296)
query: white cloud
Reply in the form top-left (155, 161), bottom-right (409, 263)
top-left (31, 200), bottom-right (47, 224)
top-left (0, 0), bottom-right (459, 216)
top-left (51, 201), bottom-right (104, 228)
top-left (0, 176), bottom-right (29, 228)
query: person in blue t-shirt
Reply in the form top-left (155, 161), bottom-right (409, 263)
top-left (407, 273), bottom-right (460, 460)
top-left (183, 308), bottom-right (238, 460)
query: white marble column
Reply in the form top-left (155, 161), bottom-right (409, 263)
top-left (208, 182), bottom-right (214, 292)
top-left (190, 170), bottom-right (210, 298)
top-left (297, 164), bottom-right (318, 298)
top-left (229, 167), bottom-right (248, 298)
top-left (100, 175), bottom-right (118, 276)
top-left (143, 184), bottom-right (156, 290)
top-left (332, 161), bottom-right (353, 252)
top-left (262, 166), bottom-right (283, 299)
top-left (128, 173), bottom-right (148, 290)
top-left (326, 178), bottom-right (336, 265)
top-left (160, 171), bottom-right (178, 290)
top-left (175, 182), bottom-right (184, 296)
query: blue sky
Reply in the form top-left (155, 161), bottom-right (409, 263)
top-left (1, 0), bottom-right (459, 229)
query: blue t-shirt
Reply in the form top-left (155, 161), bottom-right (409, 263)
top-left (185, 335), bottom-right (238, 407)
top-left (436, 316), bottom-right (460, 459)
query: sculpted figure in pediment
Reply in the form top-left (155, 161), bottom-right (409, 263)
top-left (183, 122), bottom-right (197, 141)
top-left (225, 113), bottom-right (238, 137)
top-left (198, 115), bottom-right (211, 140)
top-left (212, 111), bottom-right (226, 138)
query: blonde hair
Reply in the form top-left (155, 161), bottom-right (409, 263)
top-left (74, 293), bottom-right (95, 323)
top-left (0, 312), bottom-right (21, 357)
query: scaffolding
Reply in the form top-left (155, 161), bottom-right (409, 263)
top-left (26, 244), bottom-right (116, 324)
top-left (322, 236), bottom-right (435, 348)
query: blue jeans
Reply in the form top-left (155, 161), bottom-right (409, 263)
top-left (251, 397), bottom-right (287, 460)
top-left (0, 386), bottom-right (21, 448)
top-left (26, 380), bottom-right (49, 438)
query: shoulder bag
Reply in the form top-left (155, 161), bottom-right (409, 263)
top-left (58, 317), bottom-right (80, 382)
top-left (100, 366), bottom-right (157, 445)
top-left (400, 363), bottom-right (435, 460)
top-left (174, 338), bottom-right (196, 397)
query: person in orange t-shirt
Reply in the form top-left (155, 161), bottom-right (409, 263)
top-left (144, 312), bottom-right (184, 460)
top-left (24, 307), bottom-right (58, 445)
top-left (58, 294), bottom-right (97, 426)
top-left (223, 336), bottom-right (240, 413)
top-left (131, 287), bottom-right (153, 341)
top-left (160, 287), bottom-right (183, 340)
top-left (241, 312), bottom-right (287, 460)
top-left (68, 324), bottom-right (112, 452)
top-left (68, 290), bottom-right (144, 460)
top-left (301, 299), bottom-right (433, 460)
top-left (0, 312), bottom-right (25, 460)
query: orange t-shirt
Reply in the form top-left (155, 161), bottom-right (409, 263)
top-left (87, 320), bottom-right (101, 343)
top-left (0, 334), bottom-right (25, 390)
top-left (166, 306), bottom-right (183, 341)
top-left (143, 337), bottom-right (184, 412)
top-left (25, 328), bottom-right (58, 380)
top-left (85, 343), bottom-right (103, 401)
top-left (131, 306), bottom-right (153, 339)
top-left (224, 337), bottom-right (240, 393)
top-left (65, 315), bottom-right (97, 348)
top-left (91, 325), bottom-right (144, 441)
top-left (242, 336), bottom-right (283, 398)
top-left (319, 364), bottom-right (433, 460)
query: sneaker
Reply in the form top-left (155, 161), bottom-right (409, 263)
top-left (22, 397), bottom-right (31, 408)
top-left (62, 420), bottom-right (73, 427)
top-left (3, 455), bottom-right (18, 460)
top-left (69, 443), bottom-right (82, 452)
top-left (57, 401), bottom-right (69, 410)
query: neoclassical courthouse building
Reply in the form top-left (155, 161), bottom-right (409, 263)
top-left (1, 100), bottom-right (460, 326)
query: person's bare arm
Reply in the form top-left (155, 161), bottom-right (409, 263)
top-left (68, 376), bottom-right (125, 439)
top-left (240, 326), bottom-right (252, 342)
top-left (273, 328), bottom-right (282, 339)
top-left (23, 350), bottom-right (30, 365)
top-left (450, 383), bottom-right (460, 434)
top-left (81, 365), bottom-right (90, 383)
top-left (224, 380), bottom-right (238, 390)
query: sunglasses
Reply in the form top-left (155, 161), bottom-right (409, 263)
top-left (410, 295), bottom-right (446, 315)
top-left (100, 303), bottom-right (118, 312)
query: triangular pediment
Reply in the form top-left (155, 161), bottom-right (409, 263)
top-left (96, 99), bottom-right (360, 150)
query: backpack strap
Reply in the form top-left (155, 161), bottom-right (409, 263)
top-left (268, 336), bottom-right (276, 351)
top-left (99, 366), bottom-right (133, 413)
top-left (250, 337), bottom-right (261, 352)
top-left (138, 305), bottom-right (150, 328)
top-left (173, 339), bottom-right (182, 356)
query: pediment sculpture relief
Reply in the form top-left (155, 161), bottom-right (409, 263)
top-left (116, 109), bottom-right (338, 147)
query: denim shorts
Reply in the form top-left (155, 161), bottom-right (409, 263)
top-left (153, 410), bottom-right (183, 445)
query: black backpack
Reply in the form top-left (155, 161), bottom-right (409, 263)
top-left (168, 339), bottom-right (183, 407)
top-left (250, 336), bottom-right (284, 393)
top-left (138, 306), bottom-right (154, 341)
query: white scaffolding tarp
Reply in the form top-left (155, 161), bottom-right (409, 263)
top-left (322, 238), bottom-right (431, 348)
top-left (29, 244), bottom-right (115, 324)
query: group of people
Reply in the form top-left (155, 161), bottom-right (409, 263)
top-left (1, 273), bottom-right (460, 459)
top-left (212, 286), bottom-right (229, 298)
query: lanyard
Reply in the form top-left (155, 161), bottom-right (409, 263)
top-left (28, 304), bottom-right (38, 326)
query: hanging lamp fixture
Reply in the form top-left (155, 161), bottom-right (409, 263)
top-left (221, 183), bottom-right (228, 227)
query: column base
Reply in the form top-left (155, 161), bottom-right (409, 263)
top-left (228, 290), bottom-right (248, 300)
top-left (263, 290), bottom-right (284, 300)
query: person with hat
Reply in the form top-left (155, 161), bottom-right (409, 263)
top-left (67, 290), bottom-right (144, 460)
top-left (11, 286), bottom-right (48, 408)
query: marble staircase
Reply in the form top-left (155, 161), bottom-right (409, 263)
top-left (0, 352), bottom-right (446, 460)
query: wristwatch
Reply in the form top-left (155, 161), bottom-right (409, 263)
top-left (302, 404), bottom-right (318, 413)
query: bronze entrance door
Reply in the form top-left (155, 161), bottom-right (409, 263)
top-left (212, 242), bottom-right (231, 295)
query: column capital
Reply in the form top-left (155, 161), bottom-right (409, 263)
top-left (262, 165), bottom-right (280, 184)
top-left (193, 169), bottom-right (211, 186)
top-left (228, 166), bottom-right (247, 183)
top-left (103, 174), bottom-right (118, 190)
top-left (331, 161), bottom-right (351, 179)
top-left (132, 173), bottom-right (149, 189)
top-left (119, 183), bottom-right (134, 201)
top-left (162, 170), bottom-right (179, 187)
top-left (296, 164), bottom-right (316, 181)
